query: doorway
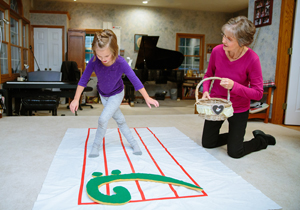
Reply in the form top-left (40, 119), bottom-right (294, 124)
top-left (284, 0), bottom-right (300, 125)
top-left (33, 27), bottom-right (63, 72)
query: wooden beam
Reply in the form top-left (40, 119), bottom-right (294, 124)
top-left (272, 0), bottom-right (295, 124)
top-left (30, 10), bottom-right (71, 20)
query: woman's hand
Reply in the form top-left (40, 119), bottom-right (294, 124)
top-left (220, 78), bottom-right (234, 90)
top-left (202, 91), bottom-right (211, 100)
top-left (70, 100), bottom-right (79, 113)
top-left (144, 97), bottom-right (159, 109)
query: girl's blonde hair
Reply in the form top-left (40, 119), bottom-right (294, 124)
top-left (92, 29), bottom-right (119, 62)
top-left (222, 16), bottom-right (256, 47)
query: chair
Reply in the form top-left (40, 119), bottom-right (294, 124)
top-left (248, 86), bottom-right (273, 123)
top-left (60, 61), bottom-right (93, 110)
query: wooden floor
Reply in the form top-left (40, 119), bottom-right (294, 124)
top-left (282, 125), bottom-right (300, 132)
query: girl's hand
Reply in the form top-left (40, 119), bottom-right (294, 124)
top-left (202, 91), bottom-right (211, 100)
top-left (220, 78), bottom-right (234, 90)
top-left (145, 97), bottom-right (159, 109)
top-left (70, 100), bottom-right (79, 113)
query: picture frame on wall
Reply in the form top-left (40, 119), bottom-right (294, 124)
top-left (254, 0), bottom-right (273, 28)
top-left (134, 34), bottom-right (147, 52)
top-left (206, 43), bottom-right (219, 62)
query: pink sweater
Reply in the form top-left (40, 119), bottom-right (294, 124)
top-left (203, 44), bottom-right (263, 113)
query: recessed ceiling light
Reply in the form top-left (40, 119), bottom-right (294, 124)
top-left (143, 1), bottom-right (148, 4)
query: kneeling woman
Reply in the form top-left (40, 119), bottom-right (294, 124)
top-left (201, 16), bottom-right (275, 158)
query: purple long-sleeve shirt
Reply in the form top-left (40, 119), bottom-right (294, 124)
top-left (78, 55), bottom-right (144, 97)
top-left (203, 44), bottom-right (263, 113)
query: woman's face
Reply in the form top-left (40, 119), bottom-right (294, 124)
top-left (95, 47), bottom-right (114, 66)
top-left (222, 30), bottom-right (240, 51)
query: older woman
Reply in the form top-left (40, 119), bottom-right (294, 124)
top-left (201, 16), bottom-right (275, 158)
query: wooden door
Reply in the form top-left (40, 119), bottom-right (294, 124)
top-left (67, 29), bottom-right (85, 70)
top-left (272, 0), bottom-right (295, 124)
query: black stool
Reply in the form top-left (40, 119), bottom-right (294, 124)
top-left (21, 96), bottom-right (60, 116)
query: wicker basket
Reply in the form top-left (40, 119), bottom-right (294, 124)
top-left (195, 77), bottom-right (233, 121)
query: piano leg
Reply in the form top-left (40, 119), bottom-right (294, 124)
top-left (15, 97), bottom-right (21, 115)
top-left (124, 83), bottom-right (135, 103)
top-left (5, 89), bottom-right (13, 116)
top-left (178, 83), bottom-right (183, 99)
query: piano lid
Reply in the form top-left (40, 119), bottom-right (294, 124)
top-left (135, 36), bottom-right (184, 70)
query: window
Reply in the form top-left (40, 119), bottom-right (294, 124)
top-left (0, 10), bottom-right (4, 41)
top-left (11, 46), bottom-right (21, 74)
top-left (10, 17), bottom-right (18, 45)
top-left (22, 25), bottom-right (26, 47)
top-left (10, 0), bottom-right (19, 14)
top-left (10, 17), bottom-right (21, 74)
top-left (0, 0), bottom-right (29, 82)
top-left (0, 10), bottom-right (8, 75)
top-left (176, 33), bottom-right (204, 74)
top-left (0, 43), bottom-right (8, 75)
top-left (85, 33), bottom-right (94, 64)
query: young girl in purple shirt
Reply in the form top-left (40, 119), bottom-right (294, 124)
top-left (201, 16), bottom-right (275, 158)
top-left (70, 29), bottom-right (159, 158)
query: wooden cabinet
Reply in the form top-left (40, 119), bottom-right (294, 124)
top-left (67, 29), bottom-right (86, 70)
top-left (181, 77), bottom-right (202, 100)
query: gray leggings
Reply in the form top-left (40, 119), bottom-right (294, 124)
top-left (93, 90), bottom-right (135, 146)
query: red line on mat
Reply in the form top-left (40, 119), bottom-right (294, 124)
top-left (79, 193), bottom-right (208, 205)
top-left (102, 137), bottom-right (110, 196)
top-left (146, 127), bottom-right (203, 188)
top-left (78, 128), bottom-right (90, 205)
top-left (118, 129), bottom-right (146, 201)
top-left (130, 194), bottom-right (208, 202)
top-left (134, 128), bottom-right (179, 198)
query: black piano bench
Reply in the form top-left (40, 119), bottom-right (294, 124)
top-left (21, 96), bottom-right (60, 116)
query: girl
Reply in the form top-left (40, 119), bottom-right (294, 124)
top-left (70, 29), bottom-right (159, 158)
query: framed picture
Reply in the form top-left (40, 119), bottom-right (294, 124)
top-left (253, 0), bottom-right (273, 28)
top-left (206, 43), bottom-right (219, 62)
top-left (134, 34), bottom-right (147, 52)
top-left (206, 44), bottom-right (218, 53)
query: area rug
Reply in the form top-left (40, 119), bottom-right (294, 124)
top-left (33, 127), bottom-right (281, 210)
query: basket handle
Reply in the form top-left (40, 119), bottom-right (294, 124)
top-left (195, 77), bottom-right (230, 102)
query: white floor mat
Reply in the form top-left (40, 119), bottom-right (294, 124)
top-left (33, 127), bottom-right (281, 210)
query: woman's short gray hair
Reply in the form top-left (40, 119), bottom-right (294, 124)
top-left (222, 16), bottom-right (256, 47)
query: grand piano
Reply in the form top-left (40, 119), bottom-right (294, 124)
top-left (123, 36), bottom-right (184, 102)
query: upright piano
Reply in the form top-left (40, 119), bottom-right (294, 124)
top-left (2, 81), bottom-right (78, 116)
top-left (123, 36), bottom-right (184, 102)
